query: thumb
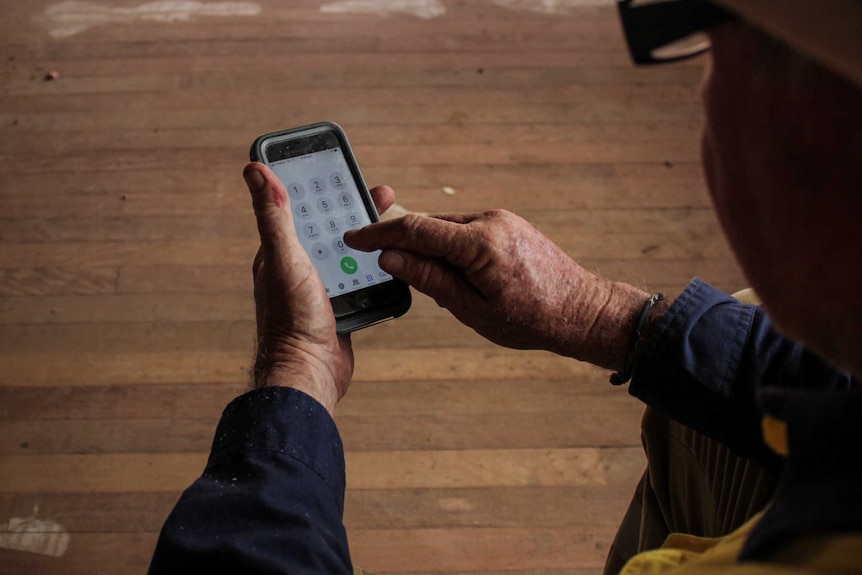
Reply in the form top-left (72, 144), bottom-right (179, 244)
top-left (244, 162), bottom-right (295, 255)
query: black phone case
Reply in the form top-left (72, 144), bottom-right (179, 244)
top-left (249, 122), bottom-right (411, 334)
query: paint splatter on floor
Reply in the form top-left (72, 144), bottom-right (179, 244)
top-left (43, 0), bottom-right (261, 38)
top-left (493, 0), bottom-right (610, 14)
top-left (320, 0), bottom-right (445, 19)
top-left (0, 510), bottom-right (70, 558)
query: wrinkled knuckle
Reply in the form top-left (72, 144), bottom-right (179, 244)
top-left (473, 225), bottom-right (497, 247)
top-left (400, 212), bottom-right (424, 230)
top-left (399, 213), bottom-right (427, 239)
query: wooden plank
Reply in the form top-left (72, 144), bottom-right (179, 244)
top-left (0, 122), bottom-right (702, 163)
top-left (0, 447), bottom-right (643, 492)
top-left (0, 258), bottom-right (738, 301)
top-left (0, 231), bottom-right (730, 272)
top-left (0, 378), bottom-right (632, 421)
top-left (339, 409), bottom-right (644, 451)
top-left (0, 84), bottom-right (700, 120)
top-left (0, 418), bottom-right (219, 456)
top-left (0, 347), bottom-right (615, 387)
top-left (0, 140), bottom-right (702, 168)
top-left (6, 8), bottom-right (679, 53)
top-left (16, 8), bottom-right (627, 43)
top-left (42, 58), bottom-right (674, 89)
top-left (0, 101), bottom-right (704, 136)
top-left (0, 181), bottom-right (715, 217)
top-left (3, 55), bottom-right (700, 91)
top-left (7, 492), bottom-right (180, 533)
top-left (0, 242), bottom-right (252, 277)
top-left (0, 453), bottom-right (209, 493)
top-left (0, 293), bottom-right (255, 323)
top-left (343, 486), bottom-right (635, 530)
top-left (349, 526), bottom-right (618, 572)
top-left (0, 532), bottom-right (158, 575)
top-left (0, 216), bottom-right (256, 242)
top-left (0, 405), bottom-right (644, 455)
top-left (0, 321), bottom-right (257, 354)
top-left (0, 529), bottom-right (606, 575)
top-left (0, 85), bottom-right (701, 113)
top-left (115, 266), bottom-right (255, 294)
top-left (3, 485), bottom-right (633, 533)
top-left (338, 380), bottom-right (638, 421)
top-left (346, 448), bottom-right (645, 491)
top-left (0, 161), bottom-right (707, 199)
top-left (1, 50), bottom-right (645, 79)
top-left (0, 267), bottom-right (117, 296)
top-left (0, 383), bottom-right (244, 421)
top-left (0, 207), bottom-right (720, 243)
top-left (0, 350), bottom-right (252, 387)
top-left (123, 266), bottom-right (253, 294)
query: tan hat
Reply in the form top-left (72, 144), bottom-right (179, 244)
top-left (714, 0), bottom-right (862, 88)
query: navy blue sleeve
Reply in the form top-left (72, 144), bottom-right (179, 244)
top-left (148, 387), bottom-right (353, 575)
top-left (630, 279), bottom-right (854, 469)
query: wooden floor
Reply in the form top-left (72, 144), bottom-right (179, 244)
top-left (0, 1), bottom-right (746, 573)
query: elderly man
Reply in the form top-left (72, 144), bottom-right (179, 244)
top-left (149, 1), bottom-right (862, 573)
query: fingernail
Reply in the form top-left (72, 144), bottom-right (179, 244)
top-left (244, 167), bottom-right (266, 192)
top-left (379, 250), bottom-right (405, 273)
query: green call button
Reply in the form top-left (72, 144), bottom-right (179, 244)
top-left (340, 256), bottom-right (358, 275)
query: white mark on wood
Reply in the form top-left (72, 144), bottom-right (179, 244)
top-left (321, 0), bottom-right (445, 19)
top-left (492, 0), bottom-right (611, 14)
top-left (0, 507), bottom-right (70, 558)
top-left (43, 1), bottom-right (262, 38)
top-left (438, 496), bottom-right (473, 512)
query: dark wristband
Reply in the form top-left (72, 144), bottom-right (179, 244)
top-left (610, 293), bottom-right (665, 385)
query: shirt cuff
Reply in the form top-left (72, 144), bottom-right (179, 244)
top-left (627, 278), bottom-right (761, 449)
top-left (207, 386), bottom-right (347, 513)
top-left (631, 278), bottom-right (754, 401)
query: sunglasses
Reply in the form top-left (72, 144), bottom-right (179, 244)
top-left (618, 0), bottom-right (734, 65)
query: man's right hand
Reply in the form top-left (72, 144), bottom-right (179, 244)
top-left (345, 209), bottom-right (650, 370)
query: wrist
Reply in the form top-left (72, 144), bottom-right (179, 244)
top-left (251, 349), bottom-right (340, 415)
top-left (609, 292), bottom-right (667, 384)
top-left (588, 282), bottom-right (652, 370)
top-left (559, 277), bottom-right (668, 372)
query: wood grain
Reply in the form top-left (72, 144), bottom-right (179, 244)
top-left (0, 448), bottom-right (644, 493)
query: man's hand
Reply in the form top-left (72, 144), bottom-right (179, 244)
top-left (345, 209), bottom-right (651, 370)
top-left (244, 162), bottom-right (395, 414)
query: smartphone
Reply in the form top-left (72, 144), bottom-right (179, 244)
top-left (250, 122), bottom-right (411, 334)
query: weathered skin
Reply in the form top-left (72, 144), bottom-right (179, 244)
top-left (345, 209), bottom-right (653, 372)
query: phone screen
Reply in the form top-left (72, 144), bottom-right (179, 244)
top-left (264, 132), bottom-right (393, 297)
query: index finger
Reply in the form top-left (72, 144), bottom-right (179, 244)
top-left (344, 213), bottom-right (480, 268)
